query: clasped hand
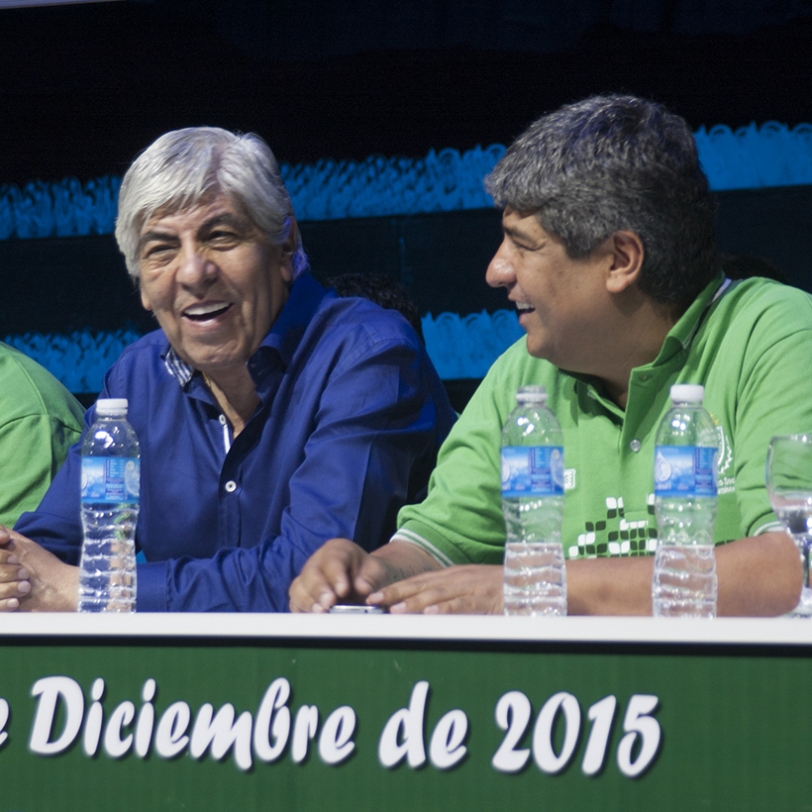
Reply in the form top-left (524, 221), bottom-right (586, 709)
top-left (0, 526), bottom-right (78, 612)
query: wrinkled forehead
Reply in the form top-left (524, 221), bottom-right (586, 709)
top-left (138, 189), bottom-right (253, 235)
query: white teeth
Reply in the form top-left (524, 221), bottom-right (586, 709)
top-left (516, 302), bottom-right (533, 311)
top-left (184, 302), bottom-right (230, 317)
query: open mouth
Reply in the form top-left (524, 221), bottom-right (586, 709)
top-left (515, 302), bottom-right (535, 316)
top-left (182, 302), bottom-right (233, 322)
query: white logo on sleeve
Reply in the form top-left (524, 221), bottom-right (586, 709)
top-left (715, 424), bottom-right (735, 493)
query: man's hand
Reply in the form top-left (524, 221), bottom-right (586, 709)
top-left (289, 538), bottom-right (394, 612)
top-left (368, 564), bottom-right (504, 614)
top-left (0, 526), bottom-right (78, 612)
top-left (289, 538), bottom-right (444, 613)
top-left (0, 526), bottom-right (33, 611)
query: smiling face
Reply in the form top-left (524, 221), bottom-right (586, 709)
top-left (137, 194), bottom-right (293, 378)
top-left (486, 208), bottom-right (615, 372)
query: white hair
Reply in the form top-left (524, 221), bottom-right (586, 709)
top-left (115, 127), bottom-right (308, 279)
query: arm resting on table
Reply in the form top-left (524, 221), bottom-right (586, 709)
top-left (323, 531), bottom-right (802, 617)
top-left (567, 531), bottom-right (801, 616)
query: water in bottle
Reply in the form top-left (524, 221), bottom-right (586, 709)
top-left (78, 398), bottom-right (140, 612)
top-left (652, 384), bottom-right (718, 618)
top-left (501, 386), bottom-right (566, 615)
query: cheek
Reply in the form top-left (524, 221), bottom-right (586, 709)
top-left (139, 277), bottom-right (173, 313)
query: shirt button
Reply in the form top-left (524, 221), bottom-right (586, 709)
top-left (219, 415), bottom-right (227, 425)
top-left (639, 374), bottom-right (650, 382)
top-left (630, 439), bottom-right (641, 452)
top-left (225, 480), bottom-right (237, 493)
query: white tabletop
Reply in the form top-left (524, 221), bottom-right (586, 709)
top-left (0, 612), bottom-right (811, 647)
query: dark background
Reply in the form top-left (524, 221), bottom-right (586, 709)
top-left (4, 0), bottom-right (812, 183)
top-left (2, 0), bottom-right (812, 336)
top-left (3, 185), bottom-right (812, 338)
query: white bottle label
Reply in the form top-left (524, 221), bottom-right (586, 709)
top-left (654, 446), bottom-right (716, 497)
top-left (501, 446), bottom-right (564, 498)
top-left (81, 458), bottom-right (140, 504)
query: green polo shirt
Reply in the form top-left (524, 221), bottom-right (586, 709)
top-left (0, 342), bottom-right (84, 528)
top-left (395, 276), bottom-right (812, 565)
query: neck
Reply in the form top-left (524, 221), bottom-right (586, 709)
top-left (203, 368), bottom-right (260, 437)
top-left (595, 293), bottom-right (680, 410)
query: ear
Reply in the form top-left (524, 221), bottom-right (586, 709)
top-left (604, 231), bottom-right (644, 294)
top-left (278, 218), bottom-right (299, 284)
top-left (140, 285), bottom-right (153, 312)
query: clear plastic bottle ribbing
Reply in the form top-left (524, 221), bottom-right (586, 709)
top-left (78, 398), bottom-right (140, 613)
top-left (501, 386), bottom-right (567, 616)
top-left (652, 384), bottom-right (718, 618)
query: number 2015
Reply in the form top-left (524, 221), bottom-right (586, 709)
top-left (491, 692), bottom-right (661, 778)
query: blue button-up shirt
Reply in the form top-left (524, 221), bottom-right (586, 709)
top-left (16, 273), bottom-right (456, 611)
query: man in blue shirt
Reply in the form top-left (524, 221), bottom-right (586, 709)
top-left (0, 127), bottom-right (455, 612)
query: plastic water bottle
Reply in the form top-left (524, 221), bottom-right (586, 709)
top-left (78, 398), bottom-right (140, 612)
top-left (501, 386), bottom-right (566, 615)
top-left (652, 384), bottom-right (718, 618)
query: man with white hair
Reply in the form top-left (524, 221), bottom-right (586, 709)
top-left (2, 127), bottom-right (455, 611)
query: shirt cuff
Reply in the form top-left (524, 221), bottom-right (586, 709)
top-left (136, 561), bottom-right (169, 612)
top-left (389, 527), bottom-right (458, 567)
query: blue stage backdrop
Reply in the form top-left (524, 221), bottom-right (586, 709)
top-left (1, 122), bottom-right (812, 240)
top-left (2, 122), bottom-right (812, 394)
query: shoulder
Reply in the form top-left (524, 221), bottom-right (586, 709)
top-left (114, 329), bottom-right (169, 360)
top-left (479, 338), bottom-right (561, 397)
top-left (306, 295), bottom-right (425, 363)
top-left (107, 329), bottom-right (168, 365)
top-left (0, 342), bottom-right (84, 426)
top-left (101, 329), bottom-right (173, 395)
top-left (318, 295), bottom-right (420, 340)
top-left (457, 338), bottom-right (560, 424)
top-left (692, 279), bottom-right (812, 373)
top-left (711, 278), bottom-right (812, 336)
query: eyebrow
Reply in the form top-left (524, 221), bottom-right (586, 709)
top-left (138, 229), bottom-right (179, 253)
top-left (198, 212), bottom-right (250, 234)
top-left (503, 223), bottom-right (543, 247)
top-left (138, 212), bottom-right (251, 253)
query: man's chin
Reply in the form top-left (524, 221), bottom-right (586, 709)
top-left (523, 333), bottom-right (547, 360)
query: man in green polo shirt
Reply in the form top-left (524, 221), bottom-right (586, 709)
top-left (0, 343), bottom-right (84, 526)
top-left (290, 94), bottom-right (805, 616)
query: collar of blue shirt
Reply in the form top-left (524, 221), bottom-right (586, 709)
top-left (161, 272), bottom-right (333, 390)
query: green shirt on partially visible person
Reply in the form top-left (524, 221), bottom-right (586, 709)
top-left (0, 342), bottom-right (84, 528)
top-left (394, 275), bottom-right (812, 566)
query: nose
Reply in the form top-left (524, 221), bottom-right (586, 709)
top-left (486, 239), bottom-right (516, 289)
top-left (176, 243), bottom-right (217, 292)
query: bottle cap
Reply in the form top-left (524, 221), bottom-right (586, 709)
top-left (516, 385), bottom-right (548, 403)
top-left (670, 384), bottom-right (704, 404)
top-left (95, 398), bottom-right (129, 416)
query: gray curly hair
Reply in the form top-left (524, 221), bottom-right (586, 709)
top-left (485, 95), bottom-right (717, 306)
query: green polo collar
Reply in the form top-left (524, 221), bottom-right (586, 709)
top-left (567, 273), bottom-right (727, 419)
top-left (651, 272), bottom-right (727, 367)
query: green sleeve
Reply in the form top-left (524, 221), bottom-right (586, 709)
top-left (0, 413), bottom-right (83, 528)
top-left (733, 320), bottom-right (812, 539)
top-left (394, 343), bottom-right (529, 565)
top-left (701, 282), bottom-right (812, 542)
top-left (0, 343), bottom-right (85, 528)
